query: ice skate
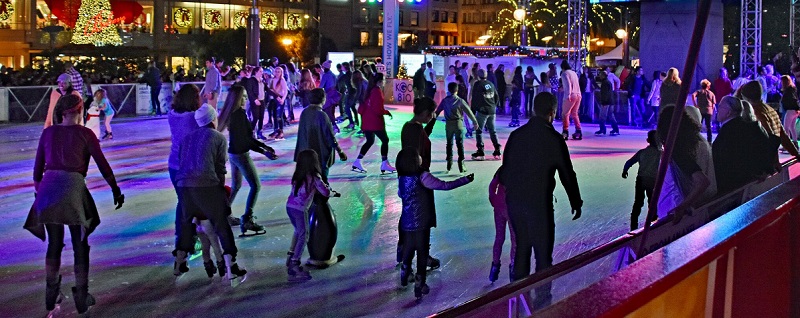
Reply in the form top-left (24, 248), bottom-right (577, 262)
top-left (227, 216), bottom-right (241, 226)
top-left (285, 252), bottom-right (294, 267)
top-left (414, 275), bottom-right (430, 300)
top-left (446, 160), bottom-right (452, 173)
top-left (344, 123), bottom-right (355, 131)
top-left (458, 160), bottom-right (467, 173)
top-left (268, 131), bottom-right (278, 139)
top-left (380, 160), bottom-right (396, 174)
top-left (595, 130), bottom-right (606, 136)
top-left (400, 264), bottom-right (414, 287)
top-left (471, 150), bottom-right (485, 161)
top-left (203, 261), bottom-right (217, 278)
top-left (426, 255), bottom-right (441, 272)
top-left (609, 130), bottom-right (620, 136)
top-left (173, 250), bottom-right (189, 276)
top-left (465, 131), bottom-right (473, 139)
top-left (257, 131), bottom-right (266, 140)
top-left (273, 131), bottom-right (285, 141)
top-left (351, 159), bottom-right (367, 173)
top-left (45, 275), bottom-right (64, 312)
top-left (223, 255), bottom-right (247, 286)
top-left (306, 254), bottom-right (346, 269)
top-left (492, 149), bottom-right (501, 160)
top-left (287, 260), bottom-right (312, 282)
top-left (562, 130), bottom-right (569, 140)
top-left (572, 130), bottom-right (583, 140)
top-left (239, 216), bottom-right (266, 237)
top-left (71, 286), bottom-right (96, 318)
top-left (489, 262), bottom-right (501, 283)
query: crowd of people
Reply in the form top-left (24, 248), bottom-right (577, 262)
top-left (23, 49), bottom-right (800, 316)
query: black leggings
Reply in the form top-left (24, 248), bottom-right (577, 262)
top-left (402, 229), bottom-right (431, 283)
top-left (359, 130), bottom-right (389, 158)
top-left (46, 224), bottom-right (90, 287)
top-left (524, 88), bottom-right (535, 116)
top-left (250, 102), bottom-right (265, 132)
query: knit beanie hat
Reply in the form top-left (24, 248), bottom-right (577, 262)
top-left (195, 104), bottom-right (217, 127)
top-left (57, 73), bottom-right (70, 83)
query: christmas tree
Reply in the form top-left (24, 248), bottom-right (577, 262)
top-left (396, 64), bottom-right (409, 79)
top-left (71, 0), bottom-right (122, 46)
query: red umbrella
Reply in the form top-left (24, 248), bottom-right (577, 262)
top-left (109, 0), bottom-right (143, 24)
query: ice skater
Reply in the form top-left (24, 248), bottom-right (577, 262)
top-left (395, 148), bottom-right (474, 299)
top-left (25, 93), bottom-right (124, 316)
top-left (351, 73), bottom-right (395, 174)
top-left (560, 60), bottom-right (583, 140)
top-left (91, 88), bottom-right (115, 140)
top-left (216, 86), bottom-right (278, 237)
top-left (84, 101), bottom-right (102, 139)
top-left (469, 69), bottom-right (502, 160)
top-left (286, 149), bottom-right (341, 281)
top-left (174, 104), bottom-right (247, 282)
top-left (622, 130), bottom-right (662, 231)
top-left (435, 82), bottom-right (479, 173)
top-left (488, 165), bottom-right (515, 282)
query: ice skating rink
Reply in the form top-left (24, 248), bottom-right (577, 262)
top-left (2, 106), bottom-right (792, 317)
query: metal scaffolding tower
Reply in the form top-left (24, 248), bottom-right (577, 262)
top-left (567, 0), bottom-right (588, 69)
top-left (791, 0), bottom-right (800, 48)
top-left (740, 0), bottom-right (761, 77)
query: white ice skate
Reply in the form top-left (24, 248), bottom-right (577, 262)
top-left (380, 160), bottom-right (396, 174)
top-left (223, 254), bottom-right (247, 287)
top-left (351, 159), bottom-right (367, 173)
top-left (85, 105), bottom-right (101, 139)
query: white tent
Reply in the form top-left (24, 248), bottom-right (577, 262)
top-left (596, 44), bottom-right (639, 61)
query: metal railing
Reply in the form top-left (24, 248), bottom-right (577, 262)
top-left (4, 84), bottom-right (139, 123)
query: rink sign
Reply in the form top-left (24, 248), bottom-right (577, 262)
top-left (390, 79), bottom-right (414, 105)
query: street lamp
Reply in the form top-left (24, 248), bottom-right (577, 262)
top-left (513, 8), bottom-right (527, 46)
top-left (282, 38), bottom-right (294, 46)
top-left (304, 14), bottom-right (323, 63)
top-left (616, 28), bottom-right (629, 68)
top-left (541, 35), bottom-right (553, 47)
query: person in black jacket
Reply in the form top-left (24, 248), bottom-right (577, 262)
top-left (501, 92), bottom-right (582, 305)
top-left (144, 60), bottom-right (162, 115)
top-left (495, 64), bottom-right (508, 115)
top-left (413, 63), bottom-right (428, 99)
top-left (241, 67), bottom-right (265, 139)
top-left (216, 86), bottom-right (278, 236)
top-left (470, 69), bottom-right (502, 160)
top-left (713, 96), bottom-right (778, 195)
top-left (594, 71), bottom-right (619, 135)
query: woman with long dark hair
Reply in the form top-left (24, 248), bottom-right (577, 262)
top-left (298, 69), bottom-right (316, 108)
top-left (523, 66), bottom-right (539, 117)
top-left (26, 94), bottom-right (124, 316)
top-left (345, 70), bottom-right (367, 130)
top-left (217, 85), bottom-right (278, 236)
top-left (351, 72), bottom-right (395, 174)
top-left (509, 66), bottom-right (524, 127)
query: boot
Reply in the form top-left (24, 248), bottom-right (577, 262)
top-left (286, 251), bottom-right (294, 267)
top-left (351, 159), bottom-right (367, 173)
top-left (257, 130), bottom-right (266, 140)
top-left (572, 130), bottom-right (583, 140)
top-left (446, 159), bottom-right (453, 172)
top-left (562, 129), bottom-right (569, 140)
top-left (492, 149), bottom-right (501, 160)
top-left (489, 261), bottom-right (501, 282)
top-left (380, 160), bottom-right (396, 174)
top-left (414, 274), bottom-right (430, 299)
top-left (227, 216), bottom-right (241, 226)
top-left (240, 215), bottom-right (266, 236)
top-left (274, 131), bottom-right (285, 141)
top-left (400, 264), bottom-right (414, 287)
top-left (426, 255), bottom-right (441, 271)
top-left (287, 260), bottom-right (312, 282)
top-left (458, 160), bottom-right (467, 173)
top-left (46, 275), bottom-right (63, 311)
top-left (173, 250), bottom-right (189, 276)
top-left (203, 261), bottom-right (217, 278)
top-left (609, 129), bottom-right (620, 136)
top-left (71, 286), bottom-right (96, 316)
top-left (471, 150), bottom-right (485, 161)
top-left (595, 129), bottom-right (606, 136)
top-left (223, 254), bottom-right (247, 280)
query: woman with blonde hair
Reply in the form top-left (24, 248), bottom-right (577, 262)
top-left (692, 79), bottom-right (717, 142)
top-left (781, 75), bottom-right (800, 149)
top-left (660, 68), bottom-right (682, 108)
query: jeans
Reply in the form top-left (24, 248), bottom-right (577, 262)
top-left (508, 201), bottom-right (554, 297)
top-left (493, 207), bottom-right (516, 266)
top-left (287, 207), bottom-right (308, 261)
top-left (287, 92), bottom-right (296, 122)
top-left (168, 168), bottom-right (192, 249)
top-left (150, 85), bottom-right (162, 115)
top-left (562, 93), bottom-right (582, 131)
top-left (701, 113), bottom-right (713, 142)
top-left (475, 112), bottom-right (500, 152)
top-left (598, 105), bottom-right (619, 133)
top-left (46, 224), bottom-right (90, 287)
top-left (445, 121), bottom-right (466, 162)
top-left (359, 130), bottom-right (389, 158)
top-left (177, 186), bottom-right (238, 257)
top-left (345, 98), bottom-right (359, 126)
top-left (250, 101), bottom-right (266, 133)
top-left (270, 99), bottom-right (285, 133)
top-left (229, 152), bottom-right (261, 219)
top-left (631, 176), bottom-right (655, 231)
top-left (402, 229), bottom-right (431, 283)
top-left (524, 88), bottom-right (536, 117)
top-left (629, 95), bottom-right (645, 125)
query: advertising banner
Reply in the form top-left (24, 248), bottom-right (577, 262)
top-left (382, 0), bottom-right (399, 78)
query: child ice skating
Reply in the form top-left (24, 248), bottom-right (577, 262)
top-left (622, 130), bottom-right (662, 231)
top-left (84, 103), bottom-right (102, 139)
top-left (488, 166), bottom-right (515, 282)
top-left (395, 148), bottom-right (473, 299)
top-left (91, 88), bottom-right (115, 140)
top-left (286, 149), bottom-right (340, 282)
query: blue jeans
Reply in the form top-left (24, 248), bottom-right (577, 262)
top-left (475, 112), bottom-right (500, 152)
top-left (229, 152), bottom-right (261, 219)
top-left (168, 168), bottom-right (183, 249)
top-left (287, 207), bottom-right (308, 261)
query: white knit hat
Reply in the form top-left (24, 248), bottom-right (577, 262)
top-left (195, 104), bottom-right (217, 127)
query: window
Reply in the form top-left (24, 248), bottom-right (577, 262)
top-left (360, 8), bottom-right (370, 23)
top-left (441, 12), bottom-right (448, 23)
top-left (411, 11), bottom-right (419, 26)
top-left (452, 12), bottom-right (457, 23)
top-left (360, 31), bottom-right (370, 46)
top-left (432, 11), bottom-right (439, 22)
top-left (463, 13), bottom-right (467, 23)
top-left (379, 10), bottom-right (384, 23)
top-left (378, 32), bottom-right (384, 46)
top-left (399, 10), bottom-right (404, 26)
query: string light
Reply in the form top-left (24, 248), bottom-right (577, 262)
top-left (424, 46), bottom-right (569, 59)
top-left (71, 0), bottom-right (122, 46)
top-left (204, 10), bottom-right (221, 29)
top-left (233, 11), bottom-right (248, 28)
top-left (173, 7), bottom-right (192, 28)
top-left (261, 12), bottom-right (278, 30)
top-left (0, 0), bottom-right (14, 22)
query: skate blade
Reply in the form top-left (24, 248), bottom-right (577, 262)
top-left (226, 273), bottom-right (247, 287)
top-left (472, 157), bottom-right (485, 161)
top-left (381, 170), bottom-right (396, 174)
top-left (351, 167), bottom-right (367, 173)
top-left (238, 231), bottom-right (267, 237)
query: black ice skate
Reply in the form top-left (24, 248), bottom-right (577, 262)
top-left (458, 160), bottom-right (467, 173)
top-left (173, 250), bottom-right (189, 276)
top-left (400, 264), bottom-right (415, 287)
top-left (239, 216), bottom-right (266, 237)
top-left (562, 130), bottom-right (570, 141)
top-left (414, 275), bottom-right (430, 300)
top-left (204, 261), bottom-right (217, 278)
top-left (426, 255), bottom-right (441, 272)
top-left (572, 130), bottom-right (583, 140)
top-left (446, 160), bottom-right (453, 173)
top-left (471, 150), bottom-right (485, 161)
top-left (227, 216), bottom-right (241, 226)
top-left (609, 130), bottom-right (620, 136)
top-left (46, 275), bottom-right (64, 312)
top-left (595, 130), bottom-right (606, 136)
top-left (287, 260), bottom-right (312, 282)
top-left (492, 149), bottom-right (501, 160)
top-left (489, 261), bottom-right (501, 283)
top-left (71, 286), bottom-right (96, 317)
top-left (223, 255), bottom-right (248, 286)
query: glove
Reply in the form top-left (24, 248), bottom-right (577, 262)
top-left (571, 208), bottom-right (581, 220)
top-left (332, 191), bottom-right (341, 198)
top-left (264, 147), bottom-right (278, 160)
top-left (465, 173), bottom-right (475, 182)
top-left (622, 171), bottom-right (628, 179)
top-left (338, 150), bottom-right (348, 161)
top-left (112, 187), bottom-right (124, 210)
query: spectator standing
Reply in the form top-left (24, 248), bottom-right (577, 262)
top-left (781, 75), bottom-right (800, 150)
top-left (64, 62), bottom-right (84, 97)
top-left (202, 58), bottom-right (222, 109)
top-left (523, 66), bottom-right (539, 117)
top-left (691, 79), bottom-right (717, 142)
top-left (425, 61), bottom-right (437, 99)
top-left (648, 71), bottom-right (666, 125)
top-left (144, 60), bottom-right (163, 116)
top-left (624, 66), bottom-right (650, 126)
top-left (413, 63), bottom-right (428, 99)
top-left (740, 81), bottom-right (800, 157)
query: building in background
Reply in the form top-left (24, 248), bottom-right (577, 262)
top-left (459, 0), bottom-right (502, 45)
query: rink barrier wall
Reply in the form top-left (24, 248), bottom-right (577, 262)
top-left (431, 159), bottom-right (798, 318)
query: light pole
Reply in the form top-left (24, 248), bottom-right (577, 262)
top-left (304, 14), bottom-right (322, 63)
top-left (616, 28), bottom-right (629, 68)
top-left (542, 35), bottom-right (553, 48)
top-left (246, 0), bottom-right (260, 66)
top-left (513, 8), bottom-right (527, 46)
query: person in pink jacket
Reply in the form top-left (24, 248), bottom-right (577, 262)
top-left (351, 73), bottom-right (395, 174)
top-left (489, 165), bottom-right (515, 282)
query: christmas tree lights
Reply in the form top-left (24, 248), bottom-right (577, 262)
top-left (71, 0), bottom-right (122, 46)
top-left (0, 0), bottom-right (14, 22)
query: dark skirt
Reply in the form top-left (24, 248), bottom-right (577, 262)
top-left (24, 170), bottom-right (99, 241)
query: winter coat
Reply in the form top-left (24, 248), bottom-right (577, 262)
top-left (358, 88), bottom-right (390, 131)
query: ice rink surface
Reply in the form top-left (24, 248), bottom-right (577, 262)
top-left (1, 106), bottom-right (788, 317)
